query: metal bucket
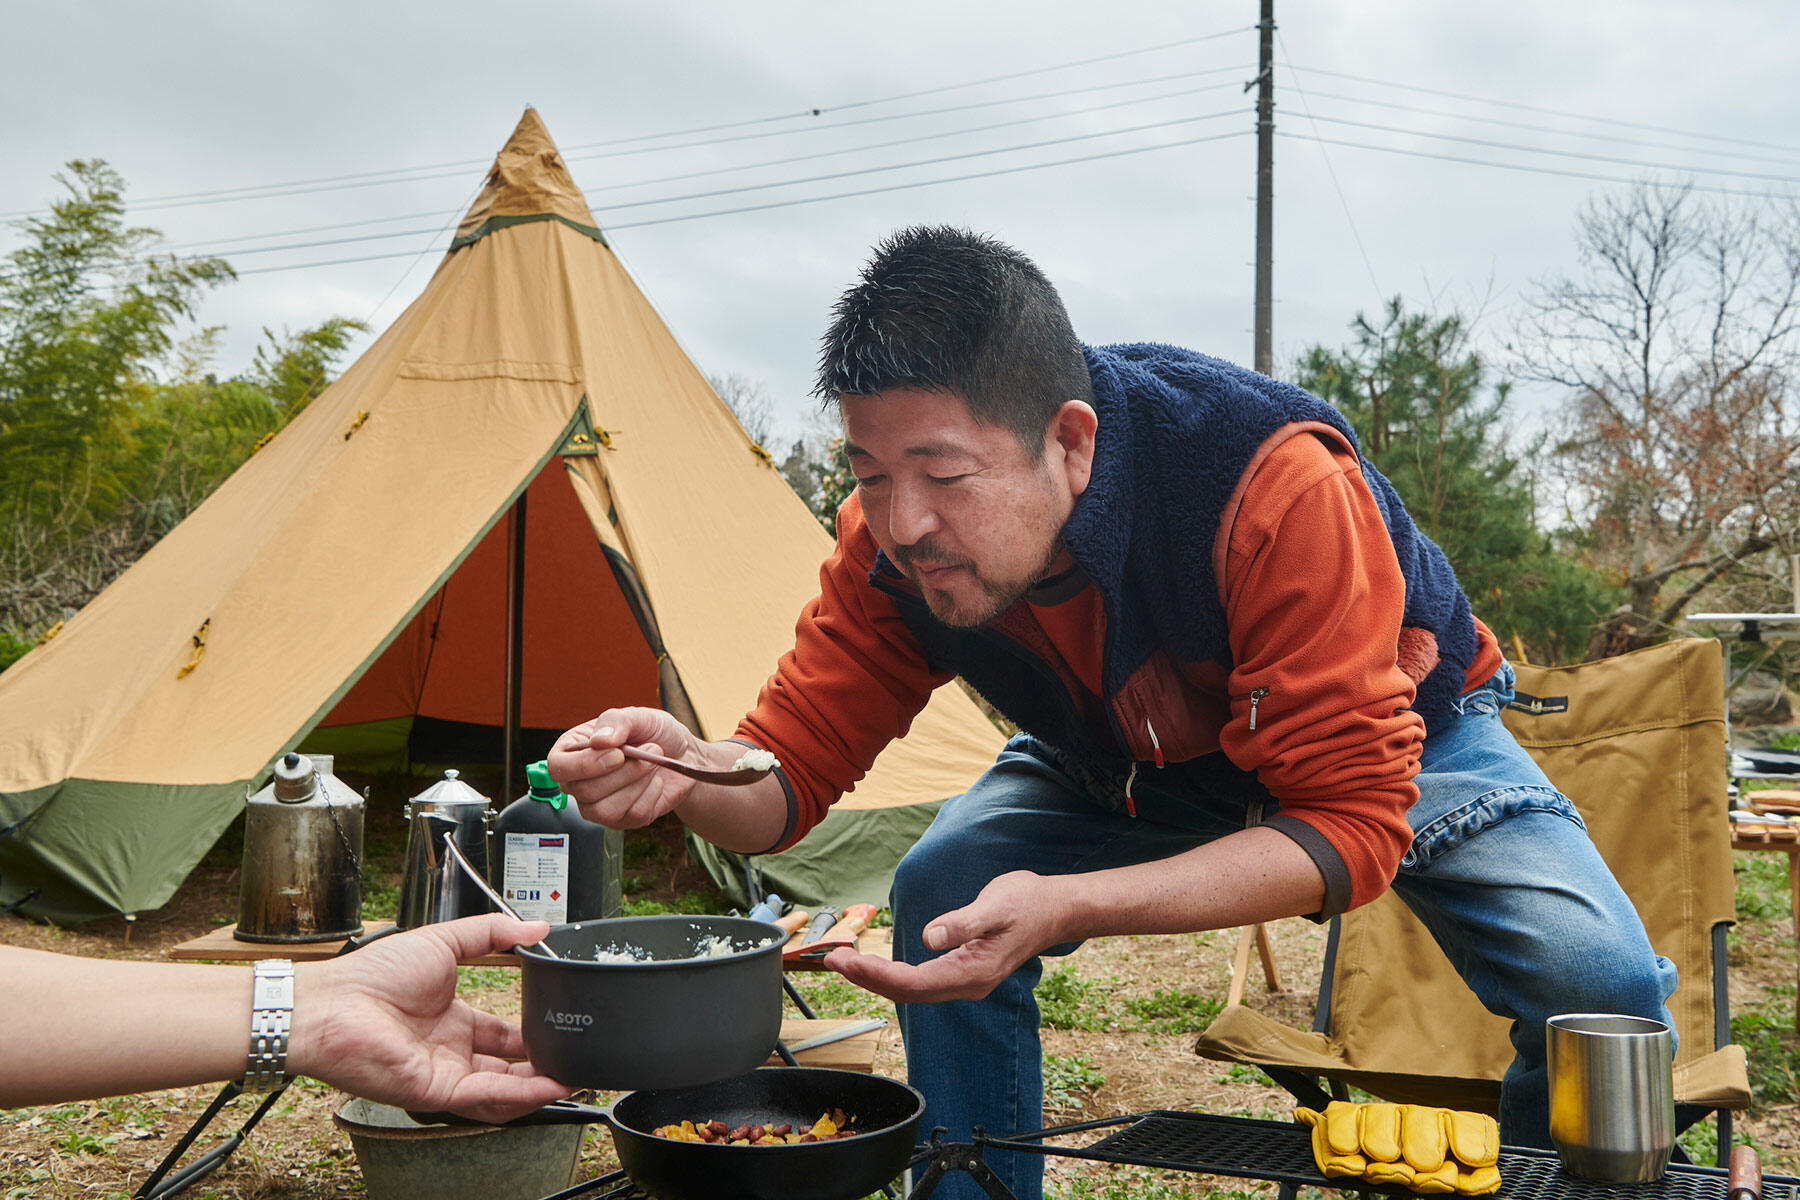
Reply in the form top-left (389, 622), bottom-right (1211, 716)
top-left (332, 1098), bottom-right (584, 1200)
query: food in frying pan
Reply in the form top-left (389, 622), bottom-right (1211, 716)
top-left (652, 1108), bottom-right (857, 1144)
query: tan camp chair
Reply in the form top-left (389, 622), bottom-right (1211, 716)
top-left (1194, 637), bottom-right (1751, 1165)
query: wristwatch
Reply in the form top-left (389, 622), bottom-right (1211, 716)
top-left (243, 959), bottom-right (294, 1093)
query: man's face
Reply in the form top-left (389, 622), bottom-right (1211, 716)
top-left (842, 387), bottom-right (1087, 629)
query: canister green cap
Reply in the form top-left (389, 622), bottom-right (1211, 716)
top-left (525, 760), bottom-right (568, 810)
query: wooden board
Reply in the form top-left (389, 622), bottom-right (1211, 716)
top-left (766, 1018), bottom-right (888, 1072)
top-left (167, 922), bottom-right (893, 967)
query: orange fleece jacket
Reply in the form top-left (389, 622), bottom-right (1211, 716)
top-left (738, 430), bottom-right (1500, 910)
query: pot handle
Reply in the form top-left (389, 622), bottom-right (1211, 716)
top-left (334, 923), bottom-right (408, 957)
top-left (405, 1099), bottom-right (614, 1128)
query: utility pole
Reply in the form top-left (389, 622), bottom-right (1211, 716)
top-left (1253, 0), bottom-right (1275, 375)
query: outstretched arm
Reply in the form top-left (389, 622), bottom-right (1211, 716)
top-left (0, 914), bottom-right (571, 1122)
top-left (828, 825), bottom-right (1323, 1003)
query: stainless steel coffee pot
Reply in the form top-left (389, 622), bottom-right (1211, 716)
top-left (236, 752), bottom-right (365, 943)
top-left (397, 769), bottom-right (494, 928)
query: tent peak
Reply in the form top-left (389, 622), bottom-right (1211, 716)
top-left (453, 108), bottom-right (602, 246)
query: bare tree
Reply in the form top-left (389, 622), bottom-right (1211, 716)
top-left (707, 371), bottom-right (777, 448)
top-left (1514, 181), bottom-right (1800, 656)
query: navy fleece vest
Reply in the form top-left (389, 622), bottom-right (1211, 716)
top-left (870, 342), bottom-right (1477, 779)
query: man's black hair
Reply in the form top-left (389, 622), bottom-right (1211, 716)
top-left (813, 225), bottom-right (1094, 451)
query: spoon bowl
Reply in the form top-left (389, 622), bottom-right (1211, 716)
top-left (615, 744), bottom-right (775, 786)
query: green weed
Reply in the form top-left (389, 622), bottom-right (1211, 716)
top-left (456, 965), bottom-right (514, 994)
top-left (1037, 966), bottom-right (1115, 1031)
top-left (1050, 1164), bottom-right (1258, 1199)
top-left (1214, 1062), bottom-right (1264, 1084)
top-left (1125, 988), bottom-right (1223, 1034)
top-left (1043, 1053), bottom-right (1106, 1109)
top-left (1734, 854), bottom-right (1790, 922)
top-left (787, 974), bottom-right (892, 1020)
top-left (1732, 1006), bottom-right (1800, 1106)
top-left (58, 1129), bottom-right (119, 1155)
top-left (623, 890), bottom-right (716, 916)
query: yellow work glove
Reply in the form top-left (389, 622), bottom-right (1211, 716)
top-left (1295, 1100), bottom-right (1501, 1195)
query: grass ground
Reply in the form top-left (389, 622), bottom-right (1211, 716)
top-left (2, 767), bottom-right (1798, 1199)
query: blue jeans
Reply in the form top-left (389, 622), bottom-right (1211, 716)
top-left (891, 665), bottom-right (1677, 1200)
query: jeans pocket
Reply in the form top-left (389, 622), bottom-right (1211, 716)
top-left (1450, 661), bottom-right (1516, 719)
top-left (1400, 784), bottom-right (1585, 874)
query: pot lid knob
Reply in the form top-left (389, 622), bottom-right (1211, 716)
top-left (272, 752), bottom-right (318, 804)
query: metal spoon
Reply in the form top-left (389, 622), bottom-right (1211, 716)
top-left (440, 831), bottom-right (561, 959)
top-left (615, 744), bottom-right (776, 786)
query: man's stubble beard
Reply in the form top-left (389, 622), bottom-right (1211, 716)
top-left (912, 534), bottom-right (1067, 630)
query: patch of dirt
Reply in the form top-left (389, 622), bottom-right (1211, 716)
top-left (4, 790), bottom-right (1799, 1198)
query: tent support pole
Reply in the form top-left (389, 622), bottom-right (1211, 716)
top-left (503, 491), bottom-right (527, 802)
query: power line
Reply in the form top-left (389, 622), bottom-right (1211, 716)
top-left (39, 65), bottom-right (1255, 220)
top-left (4, 97), bottom-right (1251, 280)
top-left (1286, 62), bottom-right (1800, 157)
top-left (1276, 31), bottom-right (1384, 300)
top-left (1295, 87), bottom-right (1800, 171)
top-left (1277, 129), bottom-right (1800, 203)
top-left (1299, 111), bottom-right (1800, 185)
top-left (588, 105), bottom-right (1250, 214)
top-left (571, 73), bottom-right (1248, 191)
top-left (197, 128), bottom-right (1255, 278)
top-left (131, 67), bottom-right (1248, 253)
top-left (0, 27), bottom-right (1254, 221)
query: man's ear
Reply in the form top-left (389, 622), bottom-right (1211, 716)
top-left (1047, 401), bottom-right (1098, 496)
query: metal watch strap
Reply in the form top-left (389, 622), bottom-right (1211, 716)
top-left (243, 959), bottom-right (294, 1093)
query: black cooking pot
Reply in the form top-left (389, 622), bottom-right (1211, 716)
top-left (421, 1067), bottom-right (926, 1200)
top-left (517, 915), bottom-right (784, 1090)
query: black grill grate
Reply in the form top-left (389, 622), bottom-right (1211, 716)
top-left (970, 1111), bottom-right (1798, 1200)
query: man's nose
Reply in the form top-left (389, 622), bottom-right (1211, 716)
top-left (887, 481), bottom-right (939, 546)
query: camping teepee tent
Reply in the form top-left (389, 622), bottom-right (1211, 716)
top-left (0, 109), bottom-right (1005, 924)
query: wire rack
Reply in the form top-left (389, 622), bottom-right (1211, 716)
top-left (955, 1111), bottom-right (1798, 1200)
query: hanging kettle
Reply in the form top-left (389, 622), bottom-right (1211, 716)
top-left (235, 752), bottom-right (365, 943)
top-left (397, 769), bottom-right (494, 928)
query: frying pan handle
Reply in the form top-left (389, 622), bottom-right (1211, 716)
top-left (405, 1099), bottom-right (615, 1128)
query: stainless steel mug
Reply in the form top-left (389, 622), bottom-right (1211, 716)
top-left (1547, 1013), bottom-right (1675, 1181)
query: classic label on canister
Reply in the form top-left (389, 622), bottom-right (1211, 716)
top-left (502, 832), bottom-right (571, 923)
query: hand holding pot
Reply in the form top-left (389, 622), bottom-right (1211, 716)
top-left (296, 914), bottom-right (572, 1124)
top-left (827, 870), bottom-right (1062, 1004)
top-left (0, 914), bottom-right (569, 1119)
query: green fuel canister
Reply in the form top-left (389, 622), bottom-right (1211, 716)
top-left (492, 760), bottom-right (622, 924)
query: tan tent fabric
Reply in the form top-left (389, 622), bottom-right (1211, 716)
top-left (453, 107), bottom-right (600, 242)
top-left (1195, 637), bottom-right (1749, 1114)
top-left (0, 109), bottom-right (1006, 921)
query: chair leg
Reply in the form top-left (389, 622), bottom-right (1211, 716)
top-left (1789, 849), bottom-right (1799, 1035)
top-left (1228, 926), bottom-right (1257, 1008)
top-left (1255, 923), bottom-right (1283, 994)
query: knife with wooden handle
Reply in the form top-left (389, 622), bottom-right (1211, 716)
top-left (822, 903), bottom-right (878, 945)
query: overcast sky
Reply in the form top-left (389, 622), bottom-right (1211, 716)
top-left (5, 1), bottom-right (1797, 447)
